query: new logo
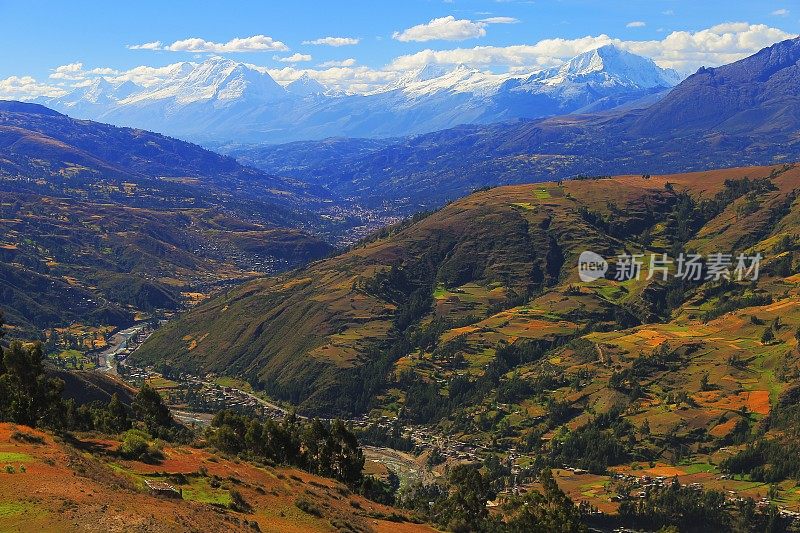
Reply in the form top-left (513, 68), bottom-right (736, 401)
top-left (578, 251), bottom-right (608, 282)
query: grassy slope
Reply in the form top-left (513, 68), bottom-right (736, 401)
top-left (0, 423), bottom-right (431, 533)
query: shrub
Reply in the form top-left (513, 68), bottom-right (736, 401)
top-left (295, 497), bottom-right (323, 517)
top-left (229, 489), bottom-right (252, 512)
top-left (118, 429), bottom-right (150, 458)
top-left (117, 429), bottom-right (162, 461)
top-left (10, 431), bottom-right (44, 445)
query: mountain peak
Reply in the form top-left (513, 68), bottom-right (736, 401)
top-left (112, 80), bottom-right (140, 99)
top-left (165, 57), bottom-right (286, 103)
top-left (59, 77), bottom-right (143, 106)
top-left (412, 63), bottom-right (453, 82)
top-left (286, 73), bottom-right (326, 96)
top-left (592, 43), bottom-right (627, 56)
top-left (548, 44), bottom-right (682, 88)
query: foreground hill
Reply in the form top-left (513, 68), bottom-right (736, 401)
top-left (0, 102), bottom-right (332, 337)
top-left (0, 423), bottom-right (429, 533)
top-left (233, 36), bottom-right (800, 212)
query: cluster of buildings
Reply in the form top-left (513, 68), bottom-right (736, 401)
top-left (189, 236), bottom-right (290, 276)
top-left (119, 366), bottom-right (286, 422)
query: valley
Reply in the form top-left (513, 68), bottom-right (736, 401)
top-left (3, 18), bottom-right (800, 531)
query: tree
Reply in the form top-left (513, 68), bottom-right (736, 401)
top-left (503, 470), bottom-right (587, 532)
top-left (208, 411), bottom-right (365, 486)
top-left (209, 424), bottom-right (242, 454)
top-left (700, 372), bottom-right (712, 391)
top-left (328, 419), bottom-right (364, 486)
top-left (433, 464), bottom-right (494, 532)
top-left (132, 384), bottom-right (173, 432)
top-left (0, 340), bottom-right (64, 427)
top-left (94, 393), bottom-right (131, 434)
top-left (761, 327), bottom-right (776, 345)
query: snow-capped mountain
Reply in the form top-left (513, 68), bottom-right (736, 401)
top-left (40, 45), bottom-right (684, 144)
top-left (527, 45), bottom-right (682, 89)
top-left (120, 56), bottom-right (285, 107)
top-left (389, 63), bottom-right (515, 98)
top-left (54, 78), bottom-right (139, 115)
top-left (285, 73), bottom-right (327, 97)
top-left (491, 44), bottom-right (683, 116)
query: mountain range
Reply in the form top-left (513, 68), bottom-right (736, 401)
top-left (38, 45), bottom-right (682, 144)
top-left (7, 35), bottom-right (800, 334)
top-left (231, 36), bottom-right (800, 212)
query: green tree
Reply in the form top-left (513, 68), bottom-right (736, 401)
top-left (132, 384), bottom-right (173, 432)
top-left (103, 393), bottom-right (130, 433)
top-left (762, 327), bottom-right (776, 345)
top-left (503, 470), bottom-right (587, 532)
top-left (0, 340), bottom-right (64, 427)
top-left (433, 464), bottom-right (494, 532)
top-left (328, 419), bottom-right (364, 486)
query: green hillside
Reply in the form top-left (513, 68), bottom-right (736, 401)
top-left (134, 163), bottom-right (800, 433)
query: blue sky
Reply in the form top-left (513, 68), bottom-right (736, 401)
top-left (1, 0), bottom-right (798, 97)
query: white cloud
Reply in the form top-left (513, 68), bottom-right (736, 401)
top-left (49, 62), bottom-right (85, 80)
top-left (387, 35), bottom-right (617, 70)
top-left (393, 16), bottom-right (488, 42)
top-left (4, 21), bottom-right (796, 99)
top-left (662, 10), bottom-right (675, 16)
top-left (302, 37), bottom-right (360, 46)
top-left (318, 58), bottom-right (357, 67)
top-left (392, 15), bottom-right (523, 42)
top-left (388, 22), bottom-right (796, 74)
top-left (128, 35), bottom-right (288, 53)
top-left (479, 16), bottom-right (520, 24)
top-left (0, 76), bottom-right (67, 100)
top-left (108, 62), bottom-right (194, 87)
top-left (772, 8), bottom-right (789, 16)
top-left (89, 67), bottom-right (119, 75)
top-left (275, 53), bottom-right (312, 63)
top-left (624, 22), bottom-right (796, 72)
top-left (626, 21), bottom-right (646, 28)
top-left (47, 63), bottom-right (120, 82)
top-left (127, 41), bottom-right (162, 50)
